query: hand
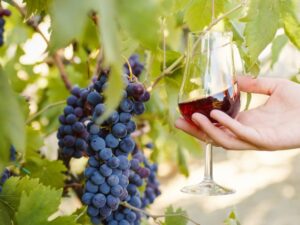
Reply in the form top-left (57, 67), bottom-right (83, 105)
top-left (175, 76), bottom-right (300, 151)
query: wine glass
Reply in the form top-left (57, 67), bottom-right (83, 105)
top-left (178, 31), bottom-right (241, 195)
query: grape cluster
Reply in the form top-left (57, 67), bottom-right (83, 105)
top-left (10, 146), bottom-right (16, 161)
top-left (0, 9), bottom-right (11, 47)
top-left (0, 169), bottom-right (10, 192)
top-left (124, 55), bottom-right (144, 78)
top-left (57, 87), bottom-right (90, 159)
top-left (56, 55), bottom-right (160, 225)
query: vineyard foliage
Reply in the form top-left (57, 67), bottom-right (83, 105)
top-left (0, 0), bottom-right (299, 224)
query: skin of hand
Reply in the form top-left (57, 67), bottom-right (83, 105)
top-left (175, 76), bottom-right (300, 151)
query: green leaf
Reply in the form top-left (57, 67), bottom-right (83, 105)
top-left (164, 206), bottom-right (188, 225)
top-left (177, 148), bottom-right (189, 177)
top-left (16, 185), bottom-right (62, 225)
top-left (96, 64), bottom-right (124, 124)
top-left (244, 0), bottom-right (280, 60)
top-left (271, 34), bottom-right (288, 68)
top-left (0, 201), bottom-right (12, 225)
top-left (25, 158), bottom-right (67, 188)
top-left (184, 0), bottom-right (225, 32)
top-left (95, 0), bottom-right (124, 124)
top-left (0, 70), bottom-right (25, 172)
top-left (280, 0), bottom-right (300, 49)
top-left (25, 127), bottom-right (44, 160)
top-left (49, 215), bottom-right (80, 225)
top-left (23, 0), bottom-right (52, 17)
top-left (49, 0), bottom-right (96, 51)
top-left (224, 210), bottom-right (241, 225)
top-left (0, 177), bottom-right (41, 216)
top-left (116, 0), bottom-right (159, 49)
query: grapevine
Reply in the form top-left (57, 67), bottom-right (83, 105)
top-left (57, 55), bottom-right (160, 224)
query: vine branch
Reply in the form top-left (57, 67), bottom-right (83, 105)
top-left (10, 0), bottom-right (72, 91)
top-left (26, 100), bottom-right (65, 124)
top-left (148, 1), bottom-right (246, 91)
top-left (121, 202), bottom-right (201, 225)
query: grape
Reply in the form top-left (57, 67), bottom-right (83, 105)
top-left (130, 159), bottom-right (139, 170)
top-left (91, 217), bottom-right (102, 225)
top-left (94, 104), bottom-right (105, 116)
top-left (126, 212), bottom-right (136, 222)
top-left (89, 123), bottom-right (100, 134)
top-left (99, 206), bottom-right (112, 217)
top-left (124, 54), bottom-right (144, 77)
top-left (82, 192), bottom-right (94, 205)
top-left (62, 147), bottom-right (74, 157)
top-left (10, 146), bottom-right (16, 161)
top-left (129, 196), bottom-right (141, 208)
top-left (107, 175), bottom-right (119, 186)
top-left (86, 181), bottom-right (99, 193)
top-left (64, 105), bottom-right (74, 115)
top-left (85, 167), bottom-right (97, 178)
top-left (90, 136), bottom-right (106, 151)
top-left (67, 96), bottom-right (77, 106)
top-left (112, 123), bottom-right (127, 138)
top-left (105, 134), bottom-right (119, 148)
top-left (120, 99), bottom-right (133, 113)
top-left (108, 221), bottom-right (118, 225)
top-left (100, 165), bottom-right (113, 177)
top-left (117, 156), bottom-right (130, 170)
top-left (87, 92), bottom-right (103, 106)
top-left (59, 115), bottom-right (66, 124)
top-left (106, 111), bottom-right (119, 124)
top-left (75, 138), bottom-right (86, 151)
top-left (100, 182), bottom-right (111, 194)
top-left (107, 195), bottom-right (119, 209)
top-left (63, 135), bottom-right (75, 147)
top-left (72, 122), bottom-right (84, 133)
top-left (145, 142), bottom-right (153, 149)
top-left (71, 86), bottom-right (81, 96)
top-left (63, 125), bottom-right (72, 135)
top-left (111, 185), bottom-right (123, 197)
top-left (139, 91), bottom-right (150, 102)
top-left (91, 172), bottom-right (105, 185)
top-left (88, 156), bottom-right (100, 167)
top-left (74, 107), bottom-right (83, 117)
top-left (66, 114), bottom-right (77, 124)
top-left (119, 137), bottom-right (135, 153)
top-left (108, 157), bottom-right (120, 168)
top-left (133, 102), bottom-right (145, 115)
top-left (92, 193), bottom-right (106, 208)
top-left (119, 113), bottom-right (131, 123)
top-left (126, 121), bottom-right (136, 133)
top-left (87, 206), bottom-right (99, 217)
top-left (99, 148), bottom-right (113, 160)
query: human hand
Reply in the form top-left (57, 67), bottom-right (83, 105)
top-left (175, 76), bottom-right (300, 150)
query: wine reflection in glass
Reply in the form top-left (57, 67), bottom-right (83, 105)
top-left (178, 31), bottom-right (241, 195)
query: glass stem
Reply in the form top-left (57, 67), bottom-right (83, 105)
top-left (204, 143), bottom-right (213, 181)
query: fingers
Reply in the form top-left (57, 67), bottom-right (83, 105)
top-left (237, 76), bottom-right (282, 95)
top-left (175, 118), bottom-right (210, 142)
top-left (191, 113), bottom-right (257, 150)
top-left (210, 110), bottom-right (261, 145)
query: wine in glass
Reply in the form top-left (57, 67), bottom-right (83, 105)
top-left (178, 31), bottom-right (241, 195)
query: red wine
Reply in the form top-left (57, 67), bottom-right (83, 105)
top-left (178, 84), bottom-right (240, 123)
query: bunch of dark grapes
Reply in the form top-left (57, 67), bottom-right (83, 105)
top-left (0, 9), bottom-right (11, 47)
top-left (57, 86), bottom-right (91, 159)
top-left (0, 169), bottom-right (10, 192)
top-left (56, 55), bottom-right (160, 225)
top-left (124, 54), bottom-right (144, 78)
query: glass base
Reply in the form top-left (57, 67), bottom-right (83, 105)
top-left (181, 180), bottom-right (235, 196)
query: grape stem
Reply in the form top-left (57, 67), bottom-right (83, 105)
top-left (121, 202), bottom-right (201, 225)
top-left (26, 100), bottom-right (66, 124)
top-left (148, 1), bottom-right (246, 91)
top-left (10, 0), bottom-right (73, 91)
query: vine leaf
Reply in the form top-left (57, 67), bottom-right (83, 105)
top-left (15, 185), bottom-right (62, 225)
top-left (116, 0), bottom-right (160, 49)
top-left (95, 0), bottom-right (124, 124)
top-left (49, 215), bottom-right (81, 225)
top-left (0, 70), bottom-right (25, 172)
top-left (184, 0), bottom-right (225, 32)
top-left (271, 34), bottom-right (288, 68)
top-left (243, 0), bottom-right (281, 60)
top-left (164, 206), bottom-right (188, 225)
top-left (22, 0), bottom-right (52, 17)
top-left (49, 0), bottom-right (95, 51)
top-left (280, 0), bottom-right (300, 49)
